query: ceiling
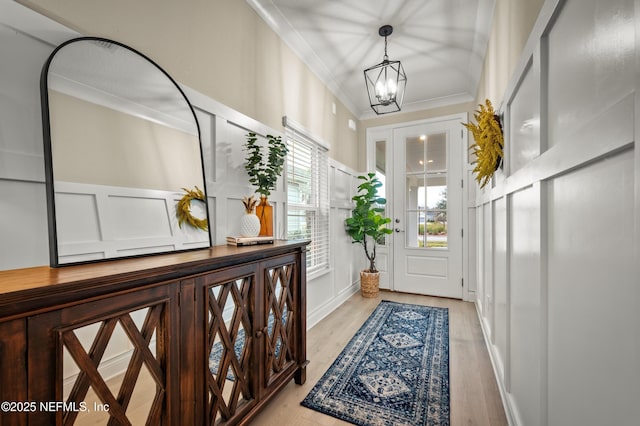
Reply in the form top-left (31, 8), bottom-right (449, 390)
top-left (247, 0), bottom-right (495, 119)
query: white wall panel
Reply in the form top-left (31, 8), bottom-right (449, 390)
top-left (53, 182), bottom-right (209, 262)
top-left (306, 271), bottom-right (333, 319)
top-left (108, 196), bottom-right (172, 239)
top-left (307, 161), bottom-right (361, 328)
top-left (547, 150), bottom-right (635, 425)
top-left (476, 204), bottom-right (485, 312)
top-left (0, 24), bottom-right (56, 183)
top-left (0, 180), bottom-right (49, 269)
top-left (508, 61), bottom-right (539, 173)
top-left (331, 207), bottom-right (354, 295)
top-left (333, 167), bottom-right (351, 202)
top-left (55, 192), bottom-right (101, 242)
top-left (0, 9), bottom-right (74, 270)
top-left (467, 206), bottom-right (477, 294)
top-left (492, 197), bottom-right (508, 380)
top-left (483, 202), bottom-right (493, 336)
top-left (509, 185), bottom-right (541, 426)
top-left (547, 0), bottom-right (635, 149)
top-left (473, 0), bottom-right (638, 424)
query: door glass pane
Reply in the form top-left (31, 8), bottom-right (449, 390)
top-left (426, 174), bottom-right (447, 248)
top-left (403, 132), bottom-right (448, 249)
top-left (375, 140), bottom-right (387, 193)
top-left (405, 136), bottom-right (425, 173)
top-left (406, 175), bottom-right (425, 210)
top-left (375, 140), bottom-right (388, 246)
top-left (425, 132), bottom-right (447, 171)
top-left (405, 173), bottom-right (426, 248)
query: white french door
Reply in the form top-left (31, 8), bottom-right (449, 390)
top-left (389, 118), bottom-right (463, 298)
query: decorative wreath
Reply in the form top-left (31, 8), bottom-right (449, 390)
top-left (463, 99), bottom-right (504, 188)
top-left (176, 186), bottom-right (208, 231)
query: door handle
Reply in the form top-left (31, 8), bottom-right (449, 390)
top-left (395, 228), bottom-right (404, 233)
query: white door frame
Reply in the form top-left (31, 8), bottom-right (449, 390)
top-left (366, 113), bottom-right (472, 300)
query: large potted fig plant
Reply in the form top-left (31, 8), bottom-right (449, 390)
top-left (345, 173), bottom-right (393, 298)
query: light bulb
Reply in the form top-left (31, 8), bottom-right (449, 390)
top-left (375, 80), bottom-right (386, 100)
top-left (387, 78), bottom-right (396, 97)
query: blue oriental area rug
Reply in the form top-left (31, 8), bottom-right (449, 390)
top-left (301, 300), bottom-right (450, 426)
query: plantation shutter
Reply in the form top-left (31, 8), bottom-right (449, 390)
top-left (283, 117), bottom-right (329, 273)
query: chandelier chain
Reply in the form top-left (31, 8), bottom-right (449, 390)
top-left (383, 35), bottom-right (389, 61)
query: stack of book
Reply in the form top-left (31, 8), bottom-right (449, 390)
top-left (226, 236), bottom-right (275, 246)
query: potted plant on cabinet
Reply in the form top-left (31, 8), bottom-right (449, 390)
top-left (345, 173), bottom-right (393, 298)
top-left (244, 132), bottom-right (288, 236)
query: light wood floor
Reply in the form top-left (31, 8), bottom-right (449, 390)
top-left (251, 291), bottom-right (508, 426)
top-left (89, 291), bottom-right (507, 425)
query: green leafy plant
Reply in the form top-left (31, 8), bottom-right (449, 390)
top-left (244, 132), bottom-right (288, 196)
top-left (345, 173), bottom-right (393, 273)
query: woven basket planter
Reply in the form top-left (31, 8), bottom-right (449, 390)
top-left (360, 270), bottom-right (380, 298)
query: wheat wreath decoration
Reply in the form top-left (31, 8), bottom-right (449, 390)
top-left (463, 99), bottom-right (504, 188)
top-left (176, 186), bottom-right (208, 231)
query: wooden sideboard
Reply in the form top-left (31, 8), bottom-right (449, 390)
top-left (0, 240), bottom-right (309, 425)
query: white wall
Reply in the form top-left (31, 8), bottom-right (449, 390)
top-left (473, 0), bottom-right (639, 425)
top-left (0, 2), bottom-right (73, 269)
top-left (18, 0), bottom-right (361, 171)
top-left (1, 1), bottom-right (362, 383)
top-left (184, 89), bottom-right (362, 329)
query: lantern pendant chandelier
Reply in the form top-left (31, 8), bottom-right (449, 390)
top-left (364, 25), bottom-right (407, 115)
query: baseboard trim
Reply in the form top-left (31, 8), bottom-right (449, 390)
top-left (474, 301), bottom-right (516, 426)
top-left (307, 281), bottom-right (359, 330)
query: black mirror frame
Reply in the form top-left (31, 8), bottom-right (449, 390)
top-left (40, 36), bottom-right (211, 267)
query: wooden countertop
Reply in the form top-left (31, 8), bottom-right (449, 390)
top-left (0, 240), bottom-right (309, 319)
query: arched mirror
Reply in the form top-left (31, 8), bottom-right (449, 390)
top-left (41, 37), bottom-right (210, 267)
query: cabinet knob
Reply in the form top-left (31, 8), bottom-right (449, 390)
top-left (254, 327), bottom-right (268, 338)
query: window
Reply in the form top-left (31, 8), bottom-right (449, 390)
top-left (284, 118), bottom-right (329, 273)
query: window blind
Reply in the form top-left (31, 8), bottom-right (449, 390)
top-left (284, 119), bottom-right (329, 273)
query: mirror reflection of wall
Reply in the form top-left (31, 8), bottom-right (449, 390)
top-left (42, 37), bottom-right (210, 266)
top-left (49, 90), bottom-right (203, 191)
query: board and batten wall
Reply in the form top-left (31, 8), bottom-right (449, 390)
top-left (473, 0), bottom-right (639, 425)
top-left (0, 1), bottom-right (361, 384)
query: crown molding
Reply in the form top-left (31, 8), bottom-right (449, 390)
top-left (358, 92), bottom-right (474, 121)
top-left (246, 0), bottom-right (361, 117)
